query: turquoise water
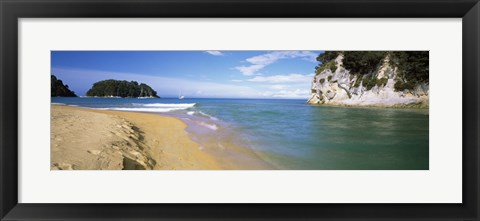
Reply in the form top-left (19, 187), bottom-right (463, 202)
top-left (51, 97), bottom-right (429, 170)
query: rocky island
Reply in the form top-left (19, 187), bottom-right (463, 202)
top-left (307, 51), bottom-right (429, 108)
top-left (86, 79), bottom-right (159, 98)
top-left (51, 75), bottom-right (77, 97)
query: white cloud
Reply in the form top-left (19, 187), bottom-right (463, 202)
top-left (271, 89), bottom-right (311, 99)
top-left (235, 51), bottom-right (317, 75)
top-left (259, 89), bottom-right (310, 99)
top-left (246, 51), bottom-right (317, 65)
top-left (205, 51), bottom-right (224, 56)
top-left (234, 64), bottom-right (265, 76)
top-left (269, 84), bottom-right (290, 90)
top-left (261, 91), bottom-right (275, 97)
top-left (247, 73), bottom-right (313, 83)
top-left (230, 79), bottom-right (243, 82)
top-left (273, 89), bottom-right (311, 98)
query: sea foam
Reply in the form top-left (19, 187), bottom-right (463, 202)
top-left (198, 122), bottom-right (219, 131)
top-left (198, 111), bottom-right (218, 121)
top-left (133, 103), bottom-right (196, 108)
top-left (185, 110), bottom-right (218, 120)
top-left (100, 107), bottom-right (188, 113)
top-left (103, 103), bottom-right (198, 113)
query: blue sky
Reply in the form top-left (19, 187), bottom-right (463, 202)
top-left (51, 50), bottom-right (323, 99)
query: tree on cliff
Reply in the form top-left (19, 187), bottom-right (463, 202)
top-left (389, 51), bottom-right (429, 83)
top-left (342, 51), bottom-right (388, 75)
top-left (86, 79), bottom-right (160, 98)
top-left (51, 75), bottom-right (77, 97)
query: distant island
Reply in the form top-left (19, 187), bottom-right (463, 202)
top-left (307, 51), bottom-right (429, 108)
top-left (51, 75), bottom-right (77, 97)
top-left (86, 79), bottom-right (160, 98)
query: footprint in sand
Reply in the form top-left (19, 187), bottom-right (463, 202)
top-left (87, 150), bottom-right (102, 155)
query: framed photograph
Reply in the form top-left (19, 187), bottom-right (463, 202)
top-left (1, 0), bottom-right (479, 220)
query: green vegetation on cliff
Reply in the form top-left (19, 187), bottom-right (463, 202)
top-left (86, 79), bottom-right (159, 98)
top-left (315, 51), bottom-right (340, 75)
top-left (51, 75), bottom-right (77, 97)
top-left (342, 51), bottom-right (388, 75)
top-left (315, 51), bottom-right (429, 91)
top-left (389, 51), bottom-right (429, 91)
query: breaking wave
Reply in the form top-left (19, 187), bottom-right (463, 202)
top-left (132, 103), bottom-right (196, 108)
top-left (186, 110), bottom-right (218, 120)
top-left (96, 107), bottom-right (189, 113)
top-left (95, 103), bottom-right (198, 113)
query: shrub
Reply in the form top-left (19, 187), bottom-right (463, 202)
top-left (315, 60), bottom-right (337, 75)
top-left (394, 81), bottom-right (405, 91)
top-left (329, 62), bottom-right (337, 73)
top-left (363, 77), bottom-right (377, 90)
top-left (376, 77), bottom-right (388, 87)
top-left (342, 51), bottom-right (387, 75)
top-left (389, 51), bottom-right (429, 86)
top-left (394, 80), bottom-right (415, 91)
top-left (327, 76), bottom-right (333, 81)
top-left (316, 51), bottom-right (340, 64)
top-left (319, 78), bottom-right (325, 84)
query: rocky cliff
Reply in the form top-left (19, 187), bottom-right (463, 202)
top-left (51, 75), bottom-right (77, 97)
top-left (307, 52), bottom-right (429, 108)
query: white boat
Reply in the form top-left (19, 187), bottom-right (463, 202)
top-left (179, 91), bottom-right (185, 99)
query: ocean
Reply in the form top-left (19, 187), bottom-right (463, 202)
top-left (51, 97), bottom-right (429, 170)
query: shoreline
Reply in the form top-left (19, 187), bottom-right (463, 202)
top-left (51, 105), bottom-right (273, 170)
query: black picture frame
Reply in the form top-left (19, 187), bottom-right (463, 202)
top-left (1, 0), bottom-right (479, 220)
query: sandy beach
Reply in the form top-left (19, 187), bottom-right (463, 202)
top-left (51, 105), bottom-right (272, 170)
